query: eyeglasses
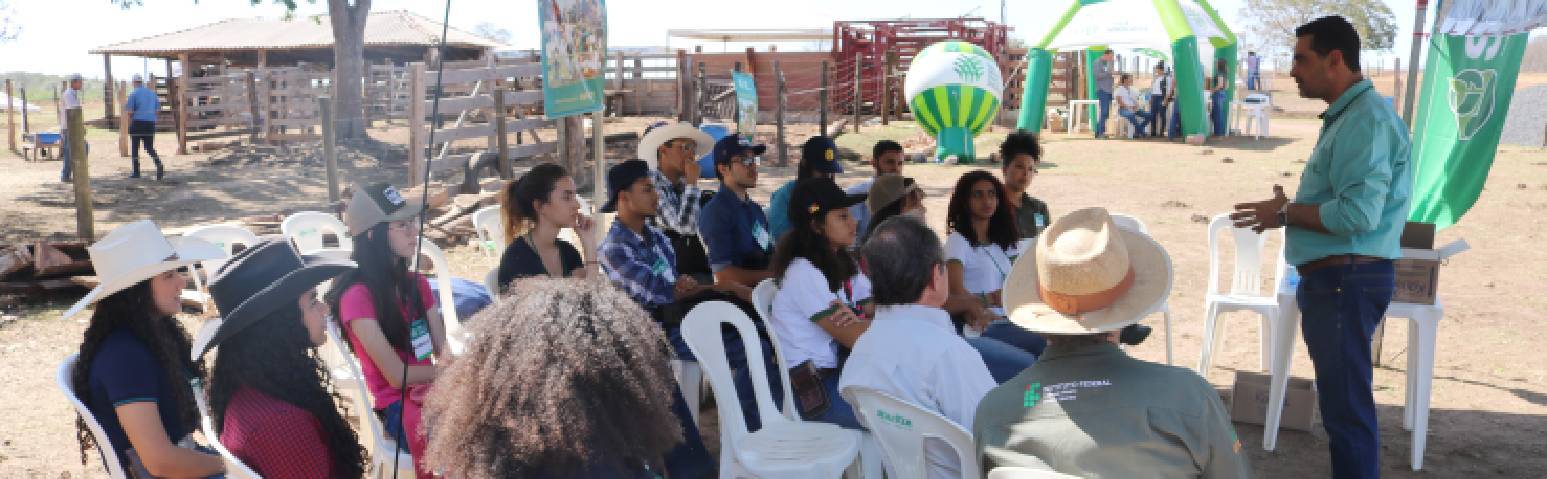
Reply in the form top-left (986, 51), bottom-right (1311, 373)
top-left (735, 156), bottom-right (762, 167)
top-left (675, 140), bottom-right (697, 151)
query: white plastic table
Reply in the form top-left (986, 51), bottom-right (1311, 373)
top-left (1264, 274), bottom-right (1444, 470)
top-left (1066, 99), bottom-right (1099, 137)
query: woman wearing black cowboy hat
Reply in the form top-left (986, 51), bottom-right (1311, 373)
top-left (191, 238), bottom-right (366, 478)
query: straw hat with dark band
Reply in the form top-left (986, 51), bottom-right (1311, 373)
top-left (1003, 208), bottom-right (1172, 334)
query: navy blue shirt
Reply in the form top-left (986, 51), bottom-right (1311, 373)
top-left (697, 183), bottom-right (774, 273)
top-left (86, 328), bottom-right (190, 469)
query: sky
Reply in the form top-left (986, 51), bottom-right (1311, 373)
top-left (0, 0), bottom-right (1527, 79)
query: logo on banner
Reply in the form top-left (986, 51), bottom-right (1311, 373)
top-left (953, 56), bottom-right (986, 84)
top-left (1448, 68), bottom-right (1498, 141)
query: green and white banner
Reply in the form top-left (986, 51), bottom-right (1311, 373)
top-left (538, 0), bottom-right (607, 119)
top-left (733, 71), bottom-right (758, 135)
top-left (1408, 0), bottom-right (1545, 229)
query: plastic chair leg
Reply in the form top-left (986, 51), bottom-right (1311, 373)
top-left (1260, 313), bottom-right (1272, 371)
top-left (1263, 294), bottom-right (1301, 451)
top-left (671, 360), bottom-right (703, 428)
top-left (1162, 304), bottom-right (1174, 366)
top-left (1409, 311), bottom-right (1439, 470)
top-left (1197, 301), bottom-right (1220, 372)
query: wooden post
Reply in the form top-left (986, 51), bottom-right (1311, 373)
top-left (117, 81), bottom-right (129, 157)
top-left (67, 107), bottom-right (93, 240)
top-left (675, 50), bottom-right (689, 121)
top-left (852, 53), bottom-right (861, 133)
top-left (103, 54), bottom-right (116, 123)
top-left (820, 60), bottom-right (829, 137)
top-left (880, 52), bottom-right (892, 125)
top-left (407, 62), bottom-right (427, 185)
top-left (1393, 57), bottom-right (1402, 112)
top-left (590, 110), bottom-right (605, 217)
top-left (633, 55), bottom-right (644, 115)
top-left (695, 62), bottom-right (707, 126)
top-left (4, 79), bottom-right (14, 153)
top-left (614, 51), bottom-right (625, 91)
top-left (775, 60), bottom-right (788, 166)
top-left (493, 87), bottom-right (511, 179)
top-left (257, 49), bottom-right (268, 69)
top-left (246, 71), bottom-right (262, 143)
top-left (319, 95), bottom-right (340, 204)
top-left (19, 88), bottom-right (29, 135)
top-left (176, 53), bottom-right (191, 155)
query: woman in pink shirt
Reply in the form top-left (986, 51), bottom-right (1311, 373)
top-left (193, 238), bottom-right (366, 478)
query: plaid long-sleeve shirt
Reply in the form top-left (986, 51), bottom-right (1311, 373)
top-left (652, 169), bottom-right (704, 236)
top-left (600, 219), bottom-right (679, 310)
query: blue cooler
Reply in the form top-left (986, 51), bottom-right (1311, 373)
top-left (696, 123), bottom-right (732, 179)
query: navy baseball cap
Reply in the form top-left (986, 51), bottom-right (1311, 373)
top-left (600, 159), bottom-right (652, 213)
top-left (800, 136), bottom-right (843, 174)
top-left (712, 133), bottom-right (767, 166)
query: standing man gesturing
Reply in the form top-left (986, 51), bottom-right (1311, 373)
top-left (1230, 16), bottom-right (1411, 479)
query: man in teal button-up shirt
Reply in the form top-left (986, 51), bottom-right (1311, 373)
top-left (1231, 16), bottom-right (1409, 479)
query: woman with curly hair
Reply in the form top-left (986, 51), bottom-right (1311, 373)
top-left (64, 220), bottom-right (227, 477)
top-left (191, 238), bottom-right (367, 478)
top-left (423, 277), bottom-right (683, 478)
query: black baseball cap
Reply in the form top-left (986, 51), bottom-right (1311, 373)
top-left (600, 159), bottom-right (652, 213)
top-left (787, 177), bottom-right (866, 227)
top-left (712, 133), bottom-right (767, 166)
top-left (800, 136), bottom-right (843, 174)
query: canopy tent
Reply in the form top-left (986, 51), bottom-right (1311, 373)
top-left (1015, 0), bottom-right (1236, 142)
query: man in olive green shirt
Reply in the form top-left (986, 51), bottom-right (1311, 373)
top-left (1232, 16), bottom-right (1409, 479)
top-left (978, 207), bottom-right (1249, 478)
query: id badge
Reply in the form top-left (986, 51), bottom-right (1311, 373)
top-left (409, 318), bottom-right (433, 360)
top-left (753, 222), bottom-right (772, 250)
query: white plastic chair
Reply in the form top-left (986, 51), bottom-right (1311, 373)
top-left (181, 224), bottom-right (258, 312)
top-left (484, 268), bottom-right (501, 296)
top-left (409, 239), bottom-right (466, 355)
top-left (1235, 93), bottom-right (1271, 139)
top-left (281, 211), bottom-right (353, 256)
top-left (679, 300), bottom-right (862, 478)
top-left (752, 279), bottom-right (800, 420)
top-left (57, 354), bottom-right (129, 479)
top-left (1108, 213), bottom-right (1176, 365)
top-left (841, 386), bottom-right (979, 479)
top-left (1197, 213), bottom-right (1286, 374)
top-left (325, 322), bottom-right (417, 479)
top-left (188, 379), bottom-right (261, 478)
top-left (987, 466), bottom-right (1082, 479)
top-left (469, 205), bottom-right (503, 258)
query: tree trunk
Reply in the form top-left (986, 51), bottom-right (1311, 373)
top-left (329, 0), bottom-right (371, 140)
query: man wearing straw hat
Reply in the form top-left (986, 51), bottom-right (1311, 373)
top-left (974, 208), bottom-right (1249, 477)
top-left (637, 121), bottom-right (715, 280)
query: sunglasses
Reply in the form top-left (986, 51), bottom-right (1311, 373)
top-left (732, 155), bottom-right (761, 167)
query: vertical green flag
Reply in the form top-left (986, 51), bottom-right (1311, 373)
top-left (1407, 32), bottom-right (1531, 229)
top-left (733, 72), bottom-right (758, 135)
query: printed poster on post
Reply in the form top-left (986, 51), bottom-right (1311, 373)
top-left (538, 0), bottom-right (607, 118)
top-left (733, 71), bottom-right (758, 134)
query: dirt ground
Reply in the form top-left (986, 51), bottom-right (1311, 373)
top-left (3, 77), bottom-right (1546, 477)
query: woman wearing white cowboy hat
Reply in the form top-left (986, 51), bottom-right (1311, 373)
top-left (66, 220), bottom-right (227, 478)
top-left (973, 208), bottom-right (1250, 478)
top-left (191, 238), bottom-right (366, 478)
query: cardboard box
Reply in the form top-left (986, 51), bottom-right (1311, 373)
top-left (1230, 371), bottom-right (1318, 432)
top-left (1393, 239), bottom-right (1470, 305)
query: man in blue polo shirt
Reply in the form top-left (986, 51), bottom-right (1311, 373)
top-left (698, 133), bottom-right (772, 297)
top-left (1232, 16), bottom-right (1410, 479)
top-left (124, 74), bottom-right (164, 180)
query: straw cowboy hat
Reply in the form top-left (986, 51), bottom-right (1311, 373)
top-left (637, 121), bottom-right (713, 169)
top-left (191, 238), bottom-right (356, 360)
top-left (61, 220), bottom-right (226, 320)
top-left (1003, 208), bottom-right (1172, 334)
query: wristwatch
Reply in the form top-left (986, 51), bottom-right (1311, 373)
top-left (1276, 204), bottom-right (1289, 228)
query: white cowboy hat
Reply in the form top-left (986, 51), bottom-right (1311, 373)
top-left (61, 220), bottom-right (226, 320)
top-left (1003, 208), bottom-right (1172, 334)
top-left (637, 121), bottom-right (713, 169)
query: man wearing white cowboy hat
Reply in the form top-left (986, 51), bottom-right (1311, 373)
top-left (974, 208), bottom-right (1249, 478)
top-left (638, 121), bottom-right (714, 237)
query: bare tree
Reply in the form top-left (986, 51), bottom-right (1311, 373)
top-left (1239, 0), bottom-right (1396, 57)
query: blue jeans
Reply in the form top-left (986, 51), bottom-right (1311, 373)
top-left (1168, 102), bottom-right (1182, 139)
top-left (799, 372), bottom-right (861, 429)
top-left (1210, 90), bottom-right (1229, 136)
top-left (381, 400), bottom-right (412, 454)
top-left (1118, 109), bottom-right (1151, 137)
top-left (1246, 72), bottom-right (1261, 91)
top-left (668, 324), bottom-right (784, 432)
top-left (1298, 260), bottom-right (1394, 479)
top-left (981, 319), bottom-right (1047, 357)
top-left (1148, 94), bottom-right (1167, 137)
top-left (60, 140), bottom-right (88, 182)
top-left (965, 336), bottom-right (1037, 383)
top-left (663, 382), bottom-right (715, 478)
top-left (1095, 90), bottom-right (1113, 138)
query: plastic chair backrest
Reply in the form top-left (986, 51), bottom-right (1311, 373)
top-left (281, 212), bottom-right (353, 255)
top-left (1109, 213), bottom-right (1149, 235)
top-left (484, 268), bottom-right (501, 296)
top-left (1206, 213), bottom-right (1285, 297)
top-left (842, 385), bottom-right (979, 479)
top-left (470, 206), bottom-right (503, 258)
top-left (325, 322), bottom-right (394, 455)
top-left (987, 466), bottom-right (1082, 479)
top-left (679, 301), bottom-right (786, 452)
top-left (188, 380), bottom-right (261, 478)
top-left (57, 354), bottom-right (129, 479)
top-left (751, 279), bottom-right (799, 419)
top-left (409, 239), bottom-right (466, 354)
top-left (182, 224), bottom-right (260, 283)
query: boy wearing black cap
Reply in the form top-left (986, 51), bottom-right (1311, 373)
top-left (696, 133), bottom-right (772, 296)
top-left (768, 136), bottom-right (843, 239)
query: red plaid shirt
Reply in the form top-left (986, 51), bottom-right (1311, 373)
top-left (220, 386), bottom-right (334, 478)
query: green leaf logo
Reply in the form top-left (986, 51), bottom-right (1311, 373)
top-left (1023, 382), bottom-right (1042, 408)
top-left (954, 56), bottom-right (985, 84)
top-left (1448, 69), bottom-right (1497, 141)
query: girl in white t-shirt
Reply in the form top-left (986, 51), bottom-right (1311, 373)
top-left (943, 170), bottom-right (1047, 357)
top-left (769, 178), bottom-right (870, 429)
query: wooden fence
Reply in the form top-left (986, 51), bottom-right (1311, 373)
top-left (175, 67), bottom-right (330, 151)
top-left (406, 56), bottom-right (561, 187)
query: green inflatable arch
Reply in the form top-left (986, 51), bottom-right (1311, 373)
top-left (1015, 0), bottom-right (1237, 142)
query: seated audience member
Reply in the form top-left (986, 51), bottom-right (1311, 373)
top-left (637, 121), bottom-right (716, 282)
top-left (769, 178), bottom-right (870, 428)
top-left (998, 132), bottom-right (1051, 240)
top-left (848, 139), bottom-right (907, 243)
top-left (861, 175), bottom-right (925, 240)
top-left (65, 221), bottom-right (227, 477)
top-left (941, 170), bottom-right (1047, 357)
top-left (1115, 73), bottom-right (1152, 137)
top-left (769, 136), bottom-right (843, 239)
top-left (975, 208), bottom-right (1250, 478)
top-left (194, 239), bottom-right (367, 478)
top-left (330, 182), bottom-right (451, 479)
top-left (697, 133), bottom-right (772, 297)
top-left (423, 278), bottom-right (684, 478)
top-left (497, 163), bottom-right (598, 289)
top-left (841, 215), bottom-right (997, 478)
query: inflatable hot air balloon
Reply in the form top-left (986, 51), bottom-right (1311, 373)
top-left (904, 41), bottom-right (1005, 163)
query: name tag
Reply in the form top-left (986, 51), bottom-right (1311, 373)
top-left (409, 318), bottom-right (433, 360)
top-left (753, 222), bottom-right (772, 250)
top-left (650, 254), bottom-right (670, 276)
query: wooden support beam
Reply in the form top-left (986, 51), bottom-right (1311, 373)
top-left (775, 60), bottom-right (788, 166)
top-left (117, 81), bottom-right (129, 158)
top-left (320, 95), bottom-right (339, 203)
top-left (102, 54), bottom-right (116, 123)
top-left (820, 60), bottom-right (829, 137)
top-left (493, 86), bottom-right (511, 179)
top-left (246, 71), bottom-right (262, 143)
top-left (67, 107), bottom-right (93, 240)
top-left (257, 49), bottom-right (268, 68)
top-left (5, 79), bottom-right (14, 153)
top-left (407, 62), bottom-right (427, 185)
top-left (176, 53), bottom-right (191, 155)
